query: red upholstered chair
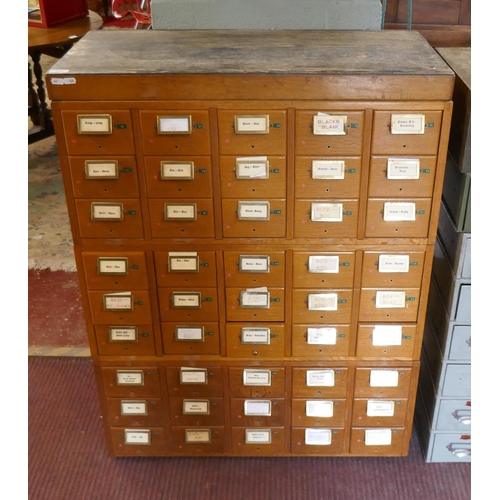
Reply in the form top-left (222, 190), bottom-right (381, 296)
top-left (111, 0), bottom-right (152, 29)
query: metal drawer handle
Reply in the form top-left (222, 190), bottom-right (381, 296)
top-left (446, 443), bottom-right (471, 457)
top-left (466, 337), bottom-right (471, 348)
top-left (451, 409), bottom-right (471, 425)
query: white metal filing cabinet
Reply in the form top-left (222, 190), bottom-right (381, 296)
top-left (415, 47), bottom-right (471, 463)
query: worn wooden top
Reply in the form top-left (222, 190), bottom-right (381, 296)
top-left (48, 29), bottom-right (454, 76)
top-left (435, 47), bottom-right (470, 90)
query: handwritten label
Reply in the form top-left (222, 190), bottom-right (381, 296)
top-left (121, 401), bottom-right (147, 415)
top-left (387, 158), bottom-right (420, 179)
top-left (306, 400), bottom-right (334, 418)
top-left (370, 370), bottom-right (399, 387)
top-left (165, 204), bottom-right (197, 220)
top-left (91, 203), bottom-right (123, 220)
top-left (183, 400), bottom-right (209, 414)
top-left (383, 202), bottom-right (416, 221)
top-left (375, 291), bottom-right (406, 309)
top-left (307, 327), bottom-right (337, 345)
top-left (240, 255), bottom-right (270, 273)
top-left (308, 293), bottom-right (338, 311)
top-left (244, 400), bottom-right (272, 416)
top-left (311, 160), bottom-right (345, 179)
top-left (77, 115), bottom-right (112, 134)
top-left (378, 255), bottom-right (410, 273)
top-left (245, 429), bottom-right (272, 444)
top-left (85, 161), bottom-right (118, 179)
top-left (238, 202), bottom-right (270, 220)
top-left (161, 161), bottom-right (194, 179)
top-left (243, 369), bottom-right (271, 386)
top-left (308, 255), bottom-right (340, 273)
top-left (172, 293), bottom-right (201, 308)
top-left (180, 368), bottom-right (207, 384)
top-left (365, 429), bottom-right (392, 445)
top-left (372, 325), bottom-right (403, 346)
top-left (235, 115), bottom-right (269, 134)
top-left (158, 116), bottom-right (191, 133)
top-left (185, 430), bottom-right (211, 443)
top-left (168, 253), bottom-right (199, 272)
top-left (366, 400), bottom-right (395, 417)
top-left (313, 114), bottom-right (347, 135)
top-left (98, 258), bottom-right (128, 275)
top-left (306, 369), bottom-right (335, 387)
top-left (104, 294), bottom-right (133, 310)
top-left (116, 371), bottom-right (143, 385)
top-left (109, 327), bottom-right (138, 342)
top-left (176, 327), bottom-right (204, 341)
top-left (240, 291), bottom-right (270, 308)
top-left (241, 327), bottom-right (271, 344)
top-left (391, 114), bottom-right (425, 134)
top-left (311, 203), bottom-right (343, 222)
top-left (236, 158), bottom-right (269, 179)
top-left (124, 430), bottom-right (150, 445)
top-left (305, 428), bottom-right (332, 445)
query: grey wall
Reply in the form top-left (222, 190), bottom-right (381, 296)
top-left (151, 0), bottom-right (382, 30)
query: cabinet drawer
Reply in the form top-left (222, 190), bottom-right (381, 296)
top-left (171, 427), bottom-right (225, 455)
top-left (292, 367), bottom-right (348, 398)
top-left (139, 110), bottom-right (211, 156)
top-left (168, 397), bottom-right (224, 426)
top-left (292, 289), bottom-right (353, 324)
top-left (102, 367), bottom-right (161, 398)
top-left (218, 110), bottom-right (287, 155)
top-left (360, 251), bottom-right (425, 288)
top-left (88, 290), bottom-right (152, 325)
top-left (291, 399), bottom-right (347, 427)
top-left (295, 157), bottom-right (361, 199)
top-left (295, 110), bottom-right (364, 155)
top-left (226, 323), bottom-right (285, 358)
top-left (110, 427), bottom-right (168, 457)
top-left (61, 110), bottom-right (135, 156)
top-left (161, 322), bottom-right (220, 356)
top-left (68, 156), bottom-right (139, 198)
top-left (365, 198), bottom-right (432, 238)
top-left (75, 199), bottom-right (143, 239)
top-left (435, 400), bottom-right (471, 431)
top-left (154, 251), bottom-right (217, 288)
top-left (441, 364), bottom-right (471, 398)
top-left (292, 252), bottom-right (355, 289)
top-left (429, 433), bottom-right (471, 463)
top-left (359, 288), bottom-right (420, 322)
top-left (225, 287), bottom-right (285, 322)
top-left (355, 324), bottom-right (417, 358)
top-left (144, 156), bottom-right (213, 198)
top-left (449, 326), bottom-right (471, 361)
top-left (231, 427), bottom-right (285, 455)
top-left (291, 428), bottom-right (345, 455)
top-left (291, 324), bottom-right (349, 357)
top-left (82, 251), bottom-right (149, 290)
top-left (219, 156), bottom-right (286, 198)
top-left (294, 200), bottom-right (358, 239)
top-left (165, 366), bottom-right (223, 397)
top-left (106, 398), bottom-right (165, 427)
top-left (354, 367), bottom-right (413, 398)
top-left (351, 398), bottom-right (408, 427)
top-left (230, 398), bottom-right (285, 427)
top-left (350, 427), bottom-right (406, 456)
top-left (221, 199), bottom-right (286, 238)
top-left (223, 251), bottom-right (285, 288)
top-left (371, 110), bottom-right (442, 155)
top-left (229, 367), bottom-right (285, 398)
top-left (95, 324), bottom-right (156, 356)
top-left (158, 288), bottom-right (218, 322)
top-left (368, 156), bottom-right (437, 198)
top-left (149, 199), bottom-right (215, 238)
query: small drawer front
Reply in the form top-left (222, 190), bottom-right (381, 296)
top-left (157, 288), bottom-right (218, 322)
top-left (149, 199), bottom-right (215, 238)
top-left (229, 367), bottom-right (285, 398)
top-left (165, 366), bottom-right (223, 397)
top-left (351, 398), bottom-right (408, 427)
top-left (371, 110), bottom-right (443, 155)
top-left (292, 289), bottom-right (353, 324)
top-left (295, 157), bottom-right (361, 199)
top-left (75, 199), bottom-right (143, 239)
top-left (61, 110), bottom-right (135, 156)
top-left (102, 367), bottom-right (161, 398)
top-left (365, 198), bottom-right (433, 238)
top-left (88, 290), bottom-right (152, 325)
top-left (221, 199), bottom-right (286, 238)
top-left (223, 251), bottom-right (285, 288)
top-left (354, 367), bottom-right (412, 398)
top-left (106, 398), bottom-right (165, 427)
top-left (435, 400), bottom-right (471, 431)
top-left (448, 326), bottom-right (471, 361)
top-left (359, 288), bottom-right (420, 322)
top-left (154, 251), bottom-right (217, 288)
top-left (231, 427), bottom-right (286, 455)
top-left (144, 156), bottom-right (213, 198)
top-left (368, 156), bottom-right (437, 198)
top-left (95, 324), bottom-right (156, 356)
top-left (161, 322), bottom-right (220, 356)
top-left (171, 427), bottom-right (225, 455)
top-left (454, 285), bottom-right (471, 323)
top-left (291, 399), bottom-right (347, 427)
top-left (295, 110), bottom-right (364, 155)
top-left (441, 364), bottom-right (471, 398)
top-left (168, 397), bottom-right (224, 426)
top-left (219, 156), bottom-right (286, 198)
top-left (361, 251), bottom-right (425, 288)
top-left (68, 156), bottom-right (139, 198)
top-left (291, 324), bottom-right (350, 357)
top-left (430, 433), bottom-right (471, 462)
top-left (230, 398), bottom-right (285, 427)
top-left (218, 110), bottom-right (287, 155)
top-left (294, 200), bottom-right (358, 239)
top-left (291, 428), bottom-right (345, 455)
top-left (82, 251), bottom-right (149, 290)
top-left (355, 324), bottom-right (416, 358)
top-left (292, 367), bottom-right (348, 398)
top-left (225, 287), bottom-right (285, 322)
top-left (139, 110), bottom-right (211, 156)
top-left (350, 427), bottom-right (406, 456)
top-left (226, 323), bottom-right (285, 358)
top-left (110, 427), bottom-right (168, 457)
top-left (292, 252), bottom-right (355, 289)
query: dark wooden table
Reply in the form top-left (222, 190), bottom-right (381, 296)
top-left (28, 10), bottom-right (103, 144)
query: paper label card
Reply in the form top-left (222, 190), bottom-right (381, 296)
top-left (370, 370), bottom-right (399, 387)
top-left (375, 291), bottom-right (406, 309)
top-left (164, 203), bottom-right (197, 221)
top-left (311, 203), bottom-right (343, 222)
top-left (313, 113), bottom-right (347, 136)
top-left (305, 428), bottom-right (332, 445)
top-left (243, 369), bottom-right (271, 386)
top-left (241, 327), bottom-right (271, 345)
top-left (308, 255), bottom-right (340, 274)
top-left (161, 161), bottom-right (195, 180)
top-left (91, 203), bottom-right (123, 221)
top-left (234, 115), bottom-right (269, 134)
top-left (109, 326), bottom-right (138, 343)
top-left (116, 370), bottom-right (144, 386)
top-left (387, 158), bottom-right (420, 179)
top-left (240, 291), bottom-right (270, 308)
top-left (244, 400), bottom-right (272, 416)
top-left (98, 257), bottom-right (128, 275)
top-left (180, 367), bottom-right (208, 385)
top-left (172, 292), bottom-right (201, 308)
top-left (372, 325), bottom-right (403, 346)
top-left (306, 369), bottom-right (335, 387)
top-left (121, 401), bottom-right (147, 415)
top-left (311, 160), bottom-right (345, 179)
top-left (365, 429), bottom-right (392, 446)
top-left (383, 202), bottom-right (416, 221)
top-left (157, 115), bottom-right (192, 134)
top-left (307, 327), bottom-right (337, 345)
top-left (185, 430), bottom-right (211, 443)
top-left (77, 114), bottom-right (112, 134)
top-left (238, 201), bottom-right (270, 220)
top-left (378, 255), bottom-right (410, 273)
top-left (124, 429), bottom-right (151, 445)
top-left (390, 114), bottom-right (425, 135)
top-left (236, 157), bottom-right (269, 179)
top-left (103, 292), bottom-right (133, 311)
top-left (245, 429), bottom-right (272, 444)
top-left (239, 255), bottom-right (270, 273)
top-left (308, 293), bottom-right (338, 311)
top-left (176, 326), bottom-right (204, 342)
top-left (168, 254), bottom-right (199, 273)
top-left (85, 160), bottom-right (119, 179)
top-left (366, 400), bottom-right (395, 417)
top-left (306, 400), bottom-right (334, 418)
top-left (183, 400), bottom-right (210, 415)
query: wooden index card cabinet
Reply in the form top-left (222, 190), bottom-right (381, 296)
top-left (47, 29), bottom-right (454, 457)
